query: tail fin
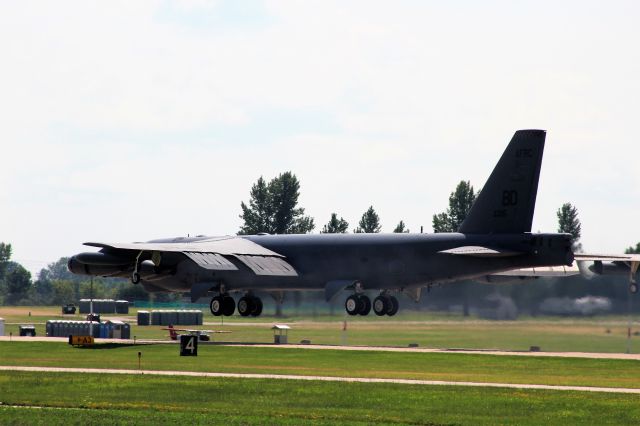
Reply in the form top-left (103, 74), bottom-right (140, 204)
top-left (458, 129), bottom-right (546, 234)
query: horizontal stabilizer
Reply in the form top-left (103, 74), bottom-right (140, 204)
top-left (492, 264), bottom-right (580, 277)
top-left (574, 253), bottom-right (640, 262)
top-left (439, 246), bottom-right (522, 258)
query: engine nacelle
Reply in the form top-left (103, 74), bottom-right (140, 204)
top-left (588, 261), bottom-right (632, 276)
top-left (67, 256), bottom-right (127, 277)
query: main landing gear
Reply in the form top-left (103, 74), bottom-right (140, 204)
top-left (237, 295), bottom-right (263, 317)
top-left (210, 294), bottom-right (264, 317)
top-left (210, 294), bottom-right (236, 316)
top-left (345, 293), bottom-right (399, 316)
top-left (373, 294), bottom-right (399, 316)
top-left (345, 294), bottom-right (371, 316)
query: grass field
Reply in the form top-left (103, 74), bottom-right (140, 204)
top-left (2, 307), bottom-right (640, 424)
top-left (1, 371), bottom-right (639, 425)
top-left (2, 306), bottom-right (640, 353)
top-left (1, 342), bottom-right (639, 389)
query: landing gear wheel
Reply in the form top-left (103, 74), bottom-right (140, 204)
top-left (630, 283), bottom-right (638, 294)
top-left (358, 295), bottom-right (371, 316)
top-left (222, 296), bottom-right (236, 316)
top-left (237, 296), bottom-right (255, 317)
top-left (386, 296), bottom-right (399, 316)
top-left (373, 296), bottom-right (388, 316)
top-left (345, 295), bottom-right (362, 316)
top-left (251, 298), bottom-right (263, 317)
top-left (210, 296), bottom-right (224, 316)
top-left (131, 272), bottom-right (141, 284)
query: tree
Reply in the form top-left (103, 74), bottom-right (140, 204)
top-left (0, 242), bottom-right (12, 279)
top-left (432, 181), bottom-right (477, 232)
top-left (37, 257), bottom-right (79, 283)
top-left (238, 177), bottom-right (271, 235)
top-left (239, 172), bottom-right (315, 234)
top-left (51, 280), bottom-right (75, 305)
top-left (625, 242), bottom-right (640, 254)
top-left (355, 206), bottom-right (382, 233)
top-left (557, 203), bottom-right (582, 250)
top-left (321, 213), bottom-right (349, 234)
top-left (5, 262), bottom-right (32, 304)
top-left (393, 220), bottom-right (409, 233)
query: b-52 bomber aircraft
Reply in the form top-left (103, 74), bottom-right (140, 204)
top-left (68, 130), bottom-right (640, 317)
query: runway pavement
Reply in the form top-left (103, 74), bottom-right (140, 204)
top-left (0, 365), bottom-right (638, 394)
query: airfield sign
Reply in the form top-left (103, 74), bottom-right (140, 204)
top-left (180, 334), bottom-right (198, 356)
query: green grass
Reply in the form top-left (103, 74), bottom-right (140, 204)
top-left (0, 371), bottom-right (639, 425)
top-left (1, 342), bottom-right (640, 389)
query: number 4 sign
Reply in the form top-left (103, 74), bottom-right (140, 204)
top-left (180, 334), bottom-right (198, 356)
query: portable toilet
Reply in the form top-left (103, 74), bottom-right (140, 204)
top-left (272, 324), bottom-right (290, 344)
top-left (107, 320), bottom-right (125, 339)
top-left (137, 311), bottom-right (150, 326)
top-left (196, 310), bottom-right (203, 325)
top-left (150, 311), bottom-right (160, 325)
top-left (115, 300), bottom-right (129, 314)
top-left (79, 299), bottom-right (90, 314)
top-left (167, 311), bottom-right (178, 326)
top-left (122, 322), bottom-right (131, 339)
top-left (0, 317), bottom-right (4, 336)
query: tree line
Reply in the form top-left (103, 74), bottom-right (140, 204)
top-left (0, 171), bottom-right (635, 308)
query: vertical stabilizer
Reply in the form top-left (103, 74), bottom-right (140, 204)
top-left (458, 129), bottom-right (546, 234)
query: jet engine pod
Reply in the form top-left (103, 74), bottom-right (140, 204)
top-left (67, 256), bottom-right (126, 277)
top-left (74, 251), bottom-right (132, 266)
top-left (138, 260), bottom-right (171, 282)
top-left (588, 261), bottom-right (631, 276)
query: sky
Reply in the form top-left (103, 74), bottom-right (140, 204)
top-left (1, 1), bottom-right (639, 277)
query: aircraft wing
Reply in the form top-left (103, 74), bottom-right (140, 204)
top-left (85, 236), bottom-right (282, 257)
top-left (82, 236), bottom-right (298, 277)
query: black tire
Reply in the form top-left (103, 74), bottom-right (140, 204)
top-left (387, 296), bottom-right (399, 316)
top-left (251, 297), bottom-right (263, 317)
top-left (373, 296), bottom-right (388, 316)
top-left (345, 295), bottom-right (362, 316)
top-left (358, 295), bottom-right (371, 316)
top-left (222, 296), bottom-right (236, 316)
top-left (237, 296), bottom-right (253, 317)
top-left (131, 272), bottom-right (141, 284)
top-left (210, 296), bottom-right (224, 316)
